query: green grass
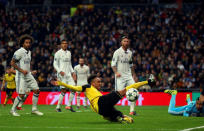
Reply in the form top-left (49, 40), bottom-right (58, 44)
top-left (0, 105), bottom-right (204, 131)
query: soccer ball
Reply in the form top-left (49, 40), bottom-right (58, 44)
top-left (126, 88), bottom-right (139, 102)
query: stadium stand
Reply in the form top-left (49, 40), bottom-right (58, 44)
top-left (0, 3), bottom-right (203, 92)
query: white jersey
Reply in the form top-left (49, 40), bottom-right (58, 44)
top-left (74, 64), bottom-right (90, 86)
top-left (53, 49), bottom-right (74, 78)
top-left (13, 47), bottom-right (31, 78)
top-left (111, 47), bottom-right (133, 79)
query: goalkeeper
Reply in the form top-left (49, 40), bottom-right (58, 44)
top-left (51, 74), bottom-right (156, 123)
top-left (164, 90), bottom-right (204, 117)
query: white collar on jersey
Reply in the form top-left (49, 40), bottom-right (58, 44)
top-left (60, 48), bottom-right (68, 53)
top-left (120, 47), bottom-right (129, 54)
top-left (21, 47), bottom-right (29, 54)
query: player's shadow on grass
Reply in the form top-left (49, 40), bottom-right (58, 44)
top-left (83, 121), bottom-right (124, 125)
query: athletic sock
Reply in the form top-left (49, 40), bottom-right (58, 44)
top-left (126, 81), bottom-right (148, 90)
top-left (130, 101), bottom-right (135, 112)
top-left (56, 92), bottom-right (65, 109)
top-left (18, 94), bottom-right (28, 107)
top-left (11, 96), bottom-right (22, 111)
top-left (67, 92), bottom-right (75, 107)
top-left (77, 94), bottom-right (80, 107)
top-left (32, 93), bottom-right (39, 111)
top-left (84, 97), bottom-right (87, 106)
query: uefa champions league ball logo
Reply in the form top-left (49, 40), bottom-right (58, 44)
top-left (46, 92), bottom-right (60, 105)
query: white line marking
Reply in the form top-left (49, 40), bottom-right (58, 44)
top-left (0, 126), bottom-right (178, 130)
top-left (0, 111), bottom-right (92, 116)
top-left (180, 126), bottom-right (204, 131)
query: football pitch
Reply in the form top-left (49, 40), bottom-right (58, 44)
top-left (0, 105), bottom-right (204, 131)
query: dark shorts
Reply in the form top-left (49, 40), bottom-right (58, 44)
top-left (98, 91), bottom-right (123, 121)
top-left (5, 88), bottom-right (15, 96)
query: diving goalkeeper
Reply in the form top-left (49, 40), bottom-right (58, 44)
top-left (51, 74), bottom-right (156, 123)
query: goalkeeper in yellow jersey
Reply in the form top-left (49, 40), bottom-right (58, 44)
top-left (1, 67), bottom-right (16, 106)
top-left (52, 74), bottom-right (156, 123)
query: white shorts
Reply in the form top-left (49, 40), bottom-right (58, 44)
top-left (15, 74), bottom-right (39, 94)
top-left (58, 75), bottom-right (75, 90)
top-left (115, 77), bottom-right (135, 91)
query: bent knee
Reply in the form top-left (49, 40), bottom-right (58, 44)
top-left (19, 94), bottom-right (25, 98)
top-left (61, 89), bottom-right (67, 93)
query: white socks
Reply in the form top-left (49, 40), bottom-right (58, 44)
top-left (77, 93), bottom-right (87, 107)
top-left (11, 96), bottom-right (22, 111)
top-left (77, 94), bottom-right (80, 107)
top-left (32, 93), bottom-right (39, 111)
top-left (84, 97), bottom-right (87, 106)
top-left (56, 92), bottom-right (65, 109)
top-left (67, 92), bottom-right (75, 107)
top-left (18, 94), bottom-right (28, 108)
top-left (130, 101), bottom-right (135, 112)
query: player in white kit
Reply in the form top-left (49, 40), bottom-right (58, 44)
top-left (111, 36), bottom-right (137, 115)
top-left (74, 58), bottom-right (90, 109)
top-left (10, 34), bottom-right (43, 116)
top-left (54, 40), bottom-right (76, 112)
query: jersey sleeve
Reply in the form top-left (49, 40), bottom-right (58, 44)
top-left (111, 51), bottom-right (118, 67)
top-left (53, 52), bottom-right (61, 73)
top-left (13, 50), bottom-right (22, 62)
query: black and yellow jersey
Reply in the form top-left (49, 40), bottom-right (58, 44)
top-left (3, 73), bottom-right (16, 89)
top-left (57, 81), bottom-right (102, 113)
top-left (85, 85), bottom-right (102, 113)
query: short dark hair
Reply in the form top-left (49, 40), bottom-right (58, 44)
top-left (18, 34), bottom-right (34, 46)
top-left (88, 75), bottom-right (98, 84)
top-left (61, 39), bottom-right (69, 45)
top-left (79, 57), bottom-right (84, 60)
top-left (120, 35), bottom-right (129, 42)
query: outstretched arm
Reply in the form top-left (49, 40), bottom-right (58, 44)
top-left (51, 80), bottom-right (83, 92)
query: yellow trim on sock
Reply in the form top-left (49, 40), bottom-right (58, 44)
top-left (126, 81), bottom-right (148, 90)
